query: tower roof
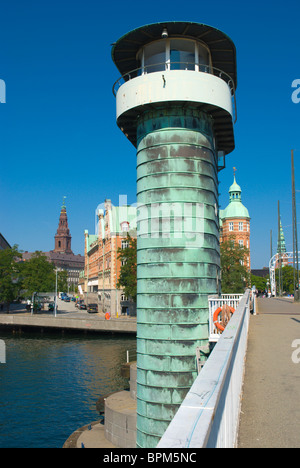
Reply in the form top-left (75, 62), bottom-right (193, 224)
top-left (277, 219), bottom-right (287, 254)
top-left (54, 199), bottom-right (73, 254)
top-left (229, 175), bottom-right (241, 193)
top-left (220, 174), bottom-right (250, 220)
top-left (111, 21), bottom-right (237, 88)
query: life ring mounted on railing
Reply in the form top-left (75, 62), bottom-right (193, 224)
top-left (213, 305), bottom-right (235, 332)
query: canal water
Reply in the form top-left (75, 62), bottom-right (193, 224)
top-left (0, 329), bottom-right (136, 448)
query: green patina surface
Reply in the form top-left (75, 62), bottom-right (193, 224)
top-left (135, 106), bottom-right (220, 448)
top-left (219, 175), bottom-right (250, 221)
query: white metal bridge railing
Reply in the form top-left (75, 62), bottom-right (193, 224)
top-left (157, 289), bottom-right (251, 449)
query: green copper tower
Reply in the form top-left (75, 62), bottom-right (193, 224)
top-left (112, 22), bottom-right (237, 448)
top-left (277, 218), bottom-right (287, 254)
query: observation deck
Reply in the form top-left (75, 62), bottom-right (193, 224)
top-left (112, 21), bottom-right (237, 155)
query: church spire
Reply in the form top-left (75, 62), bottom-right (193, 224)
top-left (229, 168), bottom-right (242, 203)
top-left (54, 199), bottom-right (73, 254)
top-left (277, 218), bottom-right (287, 254)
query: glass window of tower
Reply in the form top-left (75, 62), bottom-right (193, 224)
top-left (170, 39), bottom-right (195, 70)
top-left (138, 38), bottom-right (211, 74)
top-left (143, 40), bottom-right (166, 73)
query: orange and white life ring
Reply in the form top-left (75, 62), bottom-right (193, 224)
top-left (105, 312), bottom-right (111, 320)
top-left (213, 305), bottom-right (235, 332)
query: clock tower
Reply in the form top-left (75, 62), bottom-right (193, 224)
top-left (54, 198), bottom-right (73, 254)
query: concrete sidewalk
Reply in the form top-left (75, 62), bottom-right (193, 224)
top-left (238, 297), bottom-right (300, 448)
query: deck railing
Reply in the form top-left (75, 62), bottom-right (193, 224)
top-left (157, 289), bottom-right (251, 449)
top-left (112, 61), bottom-right (237, 123)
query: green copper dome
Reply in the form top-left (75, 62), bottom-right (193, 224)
top-left (220, 175), bottom-right (250, 219)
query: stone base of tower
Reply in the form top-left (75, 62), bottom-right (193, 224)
top-left (63, 363), bottom-right (137, 448)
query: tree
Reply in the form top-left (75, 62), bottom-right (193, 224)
top-left (276, 265), bottom-right (295, 295)
top-left (57, 270), bottom-right (68, 292)
top-left (251, 274), bottom-right (268, 293)
top-left (21, 251), bottom-right (56, 296)
top-left (0, 245), bottom-right (22, 312)
top-left (220, 238), bottom-right (250, 293)
top-left (117, 235), bottom-right (137, 303)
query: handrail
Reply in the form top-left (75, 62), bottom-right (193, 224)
top-left (157, 290), bottom-right (250, 448)
top-left (112, 62), bottom-right (237, 123)
top-left (126, 348), bottom-right (137, 363)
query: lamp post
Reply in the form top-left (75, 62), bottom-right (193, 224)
top-left (292, 149), bottom-right (299, 301)
top-left (31, 291), bottom-right (36, 315)
top-left (54, 269), bottom-right (58, 317)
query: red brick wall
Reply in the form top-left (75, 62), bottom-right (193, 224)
top-left (220, 217), bottom-right (251, 270)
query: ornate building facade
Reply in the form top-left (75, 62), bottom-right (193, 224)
top-left (80, 199), bottom-right (137, 316)
top-left (219, 174), bottom-right (251, 270)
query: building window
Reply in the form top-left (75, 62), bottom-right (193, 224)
top-left (143, 40), bottom-right (166, 73)
top-left (229, 222), bottom-right (234, 232)
top-left (137, 38), bottom-right (211, 74)
top-left (239, 222), bottom-right (243, 231)
top-left (121, 240), bottom-right (129, 249)
top-left (239, 239), bottom-right (243, 247)
top-left (170, 39), bottom-right (197, 71)
top-left (121, 221), bottom-right (129, 232)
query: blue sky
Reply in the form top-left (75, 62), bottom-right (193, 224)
top-left (0, 0), bottom-right (299, 269)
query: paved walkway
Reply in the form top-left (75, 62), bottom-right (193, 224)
top-left (238, 297), bottom-right (300, 448)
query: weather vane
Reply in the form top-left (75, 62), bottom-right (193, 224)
top-left (233, 167), bottom-right (237, 177)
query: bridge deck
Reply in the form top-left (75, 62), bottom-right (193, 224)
top-left (238, 297), bottom-right (300, 448)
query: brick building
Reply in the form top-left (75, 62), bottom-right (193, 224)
top-left (219, 174), bottom-right (251, 270)
top-left (81, 199), bottom-right (137, 316)
top-left (54, 200), bottom-right (72, 254)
